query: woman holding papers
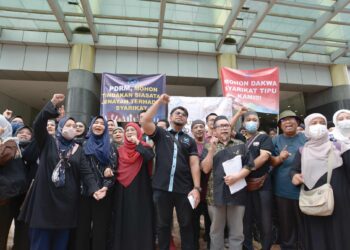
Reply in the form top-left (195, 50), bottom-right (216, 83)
top-left (201, 115), bottom-right (254, 250)
top-left (111, 122), bottom-right (154, 250)
top-left (291, 113), bottom-right (350, 250)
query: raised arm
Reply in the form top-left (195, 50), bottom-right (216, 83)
top-left (33, 94), bottom-right (64, 149)
top-left (230, 106), bottom-right (248, 130)
top-left (142, 94), bottom-right (170, 136)
top-left (200, 137), bottom-right (218, 174)
top-left (136, 144), bottom-right (155, 162)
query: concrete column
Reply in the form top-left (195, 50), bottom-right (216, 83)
top-left (330, 64), bottom-right (350, 86)
top-left (207, 53), bottom-right (237, 97)
top-left (305, 64), bottom-right (350, 121)
top-left (66, 44), bottom-right (100, 123)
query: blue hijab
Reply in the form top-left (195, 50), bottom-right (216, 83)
top-left (84, 116), bottom-right (110, 166)
top-left (56, 117), bottom-right (76, 153)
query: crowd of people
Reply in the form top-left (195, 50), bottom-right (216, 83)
top-left (1, 92), bottom-right (350, 250)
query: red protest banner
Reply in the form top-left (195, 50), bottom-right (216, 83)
top-left (221, 67), bottom-right (280, 114)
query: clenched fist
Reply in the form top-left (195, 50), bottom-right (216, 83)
top-left (51, 94), bottom-right (65, 107)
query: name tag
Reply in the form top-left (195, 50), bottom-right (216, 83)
top-left (253, 142), bottom-right (260, 146)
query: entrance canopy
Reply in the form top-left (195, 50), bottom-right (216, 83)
top-left (1, 0), bottom-right (350, 65)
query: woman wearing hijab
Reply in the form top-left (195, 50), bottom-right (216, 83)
top-left (111, 127), bottom-right (124, 149)
top-left (111, 122), bottom-right (154, 250)
top-left (0, 116), bottom-right (28, 250)
top-left (331, 109), bottom-right (350, 145)
top-left (19, 94), bottom-right (106, 250)
top-left (74, 116), bottom-right (114, 250)
top-left (75, 121), bottom-right (87, 145)
top-left (291, 113), bottom-right (350, 250)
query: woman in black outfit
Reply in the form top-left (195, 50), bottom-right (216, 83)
top-left (291, 113), bottom-right (350, 250)
top-left (0, 116), bottom-right (28, 250)
top-left (110, 122), bottom-right (154, 250)
top-left (74, 116), bottom-right (115, 250)
top-left (19, 94), bottom-right (106, 250)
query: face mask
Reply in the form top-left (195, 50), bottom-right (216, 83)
top-left (338, 119), bottom-right (350, 129)
top-left (244, 121), bottom-right (258, 133)
top-left (308, 124), bottom-right (328, 139)
top-left (62, 127), bottom-right (76, 140)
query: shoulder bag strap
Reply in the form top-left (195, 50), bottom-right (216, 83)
top-left (326, 143), bottom-right (335, 184)
top-left (246, 133), bottom-right (261, 149)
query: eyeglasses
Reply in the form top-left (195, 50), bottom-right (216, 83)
top-left (173, 111), bottom-right (187, 117)
top-left (215, 124), bottom-right (230, 129)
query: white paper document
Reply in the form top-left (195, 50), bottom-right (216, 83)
top-left (188, 195), bottom-right (195, 209)
top-left (222, 155), bottom-right (247, 194)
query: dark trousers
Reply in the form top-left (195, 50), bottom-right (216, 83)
top-left (243, 189), bottom-right (272, 250)
top-left (193, 201), bottom-right (211, 250)
top-left (0, 195), bottom-right (29, 250)
top-left (275, 196), bottom-right (304, 250)
top-left (73, 193), bottom-right (112, 250)
top-left (29, 228), bottom-right (69, 250)
top-left (153, 190), bottom-right (194, 250)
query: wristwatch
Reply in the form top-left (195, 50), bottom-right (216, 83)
top-left (194, 186), bottom-right (202, 193)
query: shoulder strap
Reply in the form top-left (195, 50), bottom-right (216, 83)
top-left (246, 133), bottom-right (261, 149)
top-left (327, 143), bottom-right (335, 184)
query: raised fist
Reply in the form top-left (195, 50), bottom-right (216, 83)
top-left (159, 94), bottom-right (170, 104)
top-left (51, 94), bottom-right (65, 107)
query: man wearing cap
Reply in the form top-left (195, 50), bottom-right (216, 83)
top-left (270, 110), bottom-right (306, 250)
top-left (191, 119), bottom-right (211, 249)
top-left (238, 111), bottom-right (274, 250)
top-left (141, 94), bottom-right (201, 250)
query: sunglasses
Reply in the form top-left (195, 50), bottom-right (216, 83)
top-left (173, 111), bottom-right (187, 117)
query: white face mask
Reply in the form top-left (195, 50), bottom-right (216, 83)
top-left (338, 119), bottom-right (350, 129)
top-left (62, 127), bottom-right (76, 140)
top-left (308, 124), bottom-right (328, 139)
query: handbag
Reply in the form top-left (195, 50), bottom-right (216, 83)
top-left (299, 148), bottom-right (334, 216)
top-left (247, 174), bottom-right (268, 192)
top-left (0, 139), bottom-right (18, 166)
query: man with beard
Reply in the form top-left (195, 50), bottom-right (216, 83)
top-left (201, 116), bottom-right (254, 250)
top-left (191, 120), bottom-right (211, 249)
top-left (141, 94), bottom-right (201, 250)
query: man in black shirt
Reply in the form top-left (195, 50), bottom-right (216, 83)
top-left (141, 94), bottom-right (201, 250)
top-left (241, 111), bottom-right (274, 250)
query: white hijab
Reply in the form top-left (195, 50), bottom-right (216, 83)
top-left (331, 109), bottom-right (350, 153)
top-left (302, 113), bottom-right (343, 189)
top-left (0, 114), bottom-right (12, 142)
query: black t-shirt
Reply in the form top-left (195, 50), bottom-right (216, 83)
top-left (246, 133), bottom-right (273, 178)
top-left (150, 126), bottom-right (198, 194)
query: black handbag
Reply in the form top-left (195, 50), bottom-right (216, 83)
top-left (0, 158), bottom-right (28, 199)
